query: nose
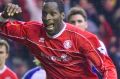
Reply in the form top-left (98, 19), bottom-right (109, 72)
top-left (74, 21), bottom-right (79, 26)
top-left (46, 13), bottom-right (52, 20)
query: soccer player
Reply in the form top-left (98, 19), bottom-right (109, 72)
top-left (22, 58), bottom-right (46, 79)
top-left (67, 6), bottom-right (110, 79)
top-left (0, 0), bottom-right (117, 79)
top-left (0, 39), bottom-right (18, 79)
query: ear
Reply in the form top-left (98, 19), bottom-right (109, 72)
top-left (5, 53), bottom-right (9, 59)
top-left (61, 12), bottom-right (65, 19)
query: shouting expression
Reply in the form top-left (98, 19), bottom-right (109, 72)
top-left (42, 2), bottom-right (64, 35)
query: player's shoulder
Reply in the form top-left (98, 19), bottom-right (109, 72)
top-left (22, 21), bottom-right (45, 33)
top-left (25, 21), bottom-right (44, 28)
top-left (65, 23), bottom-right (80, 31)
top-left (6, 67), bottom-right (16, 75)
top-left (22, 67), bottom-right (42, 79)
top-left (65, 23), bottom-right (96, 38)
top-left (65, 23), bottom-right (84, 36)
top-left (24, 67), bottom-right (41, 76)
top-left (5, 66), bottom-right (18, 79)
top-left (29, 67), bottom-right (41, 72)
top-left (84, 31), bottom-right (101, 47)
top-left (84, 31), bottom-right (98, 39)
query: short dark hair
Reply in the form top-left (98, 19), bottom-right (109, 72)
top-left (67, 7), bottom-right (87, 21)
top-left (44, 0), bottom-right (64, 13)
top-left (0, 39), bottom-right (9, 53)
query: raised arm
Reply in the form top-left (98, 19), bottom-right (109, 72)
top-left (0, 3), bottom-right (27, 39)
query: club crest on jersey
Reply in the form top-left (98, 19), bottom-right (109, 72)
top-left (63, 40), bottom-right (72, 49)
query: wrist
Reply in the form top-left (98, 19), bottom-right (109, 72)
top-left (0, 13), bottom-right (7, 22)
top-left (1, 12), bottom-right (9, 19)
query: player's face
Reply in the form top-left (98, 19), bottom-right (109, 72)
top-left (0, 45), bottom-right (8, 67)
top-left (69, 14), bottom-right (87, 31)
top-left (42, 2), bottom-right (64, 35)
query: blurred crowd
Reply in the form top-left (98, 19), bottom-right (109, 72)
top-left (0, 0), bottom-right (120, 79)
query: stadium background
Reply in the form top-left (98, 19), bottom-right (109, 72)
top-left (0, 0), bottom-right (120, 78)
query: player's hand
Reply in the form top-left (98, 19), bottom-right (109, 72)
top-left (1, 3), bottom-right (22, 19)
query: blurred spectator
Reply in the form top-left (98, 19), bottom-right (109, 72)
top-left (101, 0), bottom-right (120, 37)
top-left (12, 57), bottom-right (29, 79)
top-left (98, 15), bottom-right (114, 49)
top-left (87, 19), bottom-right (99, 35)
top-left (78, 0), bottom-right (99, 25)
top-left (64, 0), bottom-right (70, 20)
top-left (0, 0), bottom-right (12, 12)
top-left (25, 0), bottom-right (43, 22)
top-left (0, 39), bottom-right (18, 79)
top-left (18, 0), bottom-right (30, 21)
top-left (109, 37), bottom-right (120, 79)
top-left (71, 0), bottom-right (100, 35)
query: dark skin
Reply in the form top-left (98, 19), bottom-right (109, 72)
top-left (42, 2), bottom-right (65, 35)
top-left (2, 3), bottom-right (22, 18)
top-left (2, 2), bottom-right (65, 36)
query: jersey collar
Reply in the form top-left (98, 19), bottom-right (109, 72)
top-left (0, 65), bottom-right (7, 74)
top-left (46, 21), bottom-right (66, 38)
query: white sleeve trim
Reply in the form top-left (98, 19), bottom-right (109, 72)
top-left (98, 40), bottom-right (108, 55)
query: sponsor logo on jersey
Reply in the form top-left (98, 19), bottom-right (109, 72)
top-left (50, 54), bottom-right (72, 62)
top-left (39, 37), bottom-right (45, 43)
top-left (41, 52), bottom-right (72, 62)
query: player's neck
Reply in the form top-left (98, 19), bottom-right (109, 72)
top-left (0, 64), bottom-right (5, 70)
top-left (0, 65), bottom-right (6, 74)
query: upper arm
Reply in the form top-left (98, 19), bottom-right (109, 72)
top-left (76, 34), bottom-right (104, 69)
top-left (0, 21), bottom-right (28, 38)
top-left (0, 21), bottom-right (42, 39)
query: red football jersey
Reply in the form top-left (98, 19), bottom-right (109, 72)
top-left (67, 23), bottom-right (117, 79)
top-left (0, 21), bottom-right (117, 79)
top-left (0, 66), bottom-right (18, 79)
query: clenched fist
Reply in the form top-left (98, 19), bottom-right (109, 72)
top-left (1, 3), bottom-right (22, 19)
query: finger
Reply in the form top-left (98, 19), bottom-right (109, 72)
top-left (11, 5), bottom-right (19, 16)
top-left (6, 3), bottom-right (12, 13)
top-left (16, 7), bottom-right (22, 14)
top-left (8, 4), bottom-right (16, 16)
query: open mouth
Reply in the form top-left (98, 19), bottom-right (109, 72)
top-left (45, 24), bottom-right (54, 31)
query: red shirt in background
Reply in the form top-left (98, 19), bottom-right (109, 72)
top-left (0, 66), bottom-right (18, 79)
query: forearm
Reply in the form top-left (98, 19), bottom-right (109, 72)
top-left (0, 14), bottom-right (27, 39)
top-left (79, 39), bottom-right (117, 79)
top-left (88, 49), bottom-right (117, 79)
top-left (99, 54), bottom-right (117, 79)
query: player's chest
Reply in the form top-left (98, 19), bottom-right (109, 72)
top-left (0, 73), bottom-right (13, 79)
top-left (30, 35), bottom-right (76, 51)
top-left (32, 37), bottom-right (83, 63)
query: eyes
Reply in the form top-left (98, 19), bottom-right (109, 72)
top-left (42, 11), bottom-right (58, 17)
top-left (70, 20), bottom-right (83, 24)
top-left (0, 51), bottom-right (4, 54)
